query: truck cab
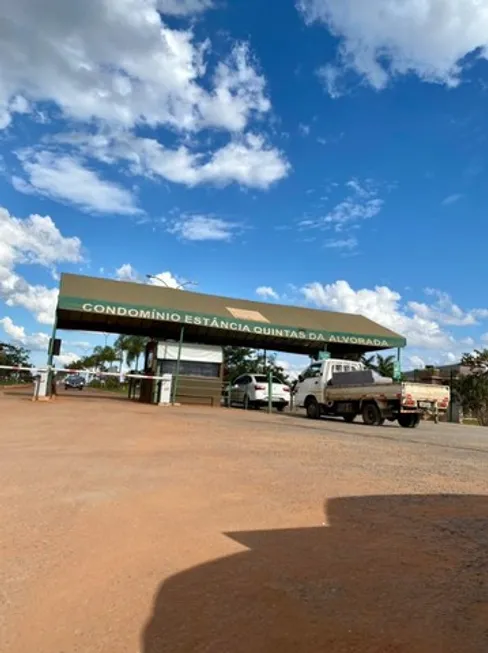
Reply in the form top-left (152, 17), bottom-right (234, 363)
top-left (294, 359), bottom-right (364, 407)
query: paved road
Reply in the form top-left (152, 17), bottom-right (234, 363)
top-left (281, 411), bottom-right (488, 454)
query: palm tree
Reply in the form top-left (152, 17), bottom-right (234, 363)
top-left (115, 335), bottom-right (147, 371)
top-left (92, 346), bottom-right (106, 372)
top-left (375, 354), bottom-right (396, 379)
top-left (100, 345), bottom-right (117, 369)
top-left (360, 354), bottom-right (376, 370)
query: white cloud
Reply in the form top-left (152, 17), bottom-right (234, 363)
top-left (15, 150), bottom-right (141, 215)
top-left (183, 134), bottom-right (289, 188)
top-left (408, 288), bottom-right (483, 327)
top-left (55, 352), bottom-right (81, 367)
top-left (69, 341), bottom-right (92, 352)
top-left (0, 2), bottom-right (270, 134)
top-left (442, 193), bottom-right (462, 206)
top-left (256, 286), bottom-right (280, 301)
top-left (0, 207), bottom-right (82, 268)
top-left (408, 355), bottom-right (426, 370)
top-left (146, 271), bottom-right (182, 288)
top-left (0, 316), bottom-right (50, 351)
top-left (276, 353), bottom-right (309, 380)
top-left (168, 215), bottom-right (238, 241)
top-left (157, 0), bottom-right (213, 16)
top-left (301, 280), bottom-right (454, 350)
top-left (113, 263), bottom-right (185, 288)
top-left (115, 263), bottom-right (138, 281)
top-left (325, 237), bottom-right (357, 250)
top-left (0, 2), bottom-right (290, 199)
top-left (55, 131), bottom-right (289, 190)
top-left (297, 0), bottom-right (488, 93)
top-left (3, 282), bottom-right (59, 325)
top-left (444, 352), bottom-right (459, 364)
top-left (0, 207), bottom-right (82, 324)
top-left (299, 123), bottom-right (311, 136)
top-left (317, 64), bottom-right (343, 98)
top-left (300, 178), bottom-right (383, 233)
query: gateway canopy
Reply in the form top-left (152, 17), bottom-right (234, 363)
top-left (56, 274), bottom-right (406, 356)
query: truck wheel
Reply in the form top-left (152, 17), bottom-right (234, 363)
top-left (398, 414), bottom-right (420, 428)
top-left (343, 414), bottom-right (356, 423)
top-left (362, 402), bottom-right (383, 426)
top-left (305, 397), bottom-right (321, 419)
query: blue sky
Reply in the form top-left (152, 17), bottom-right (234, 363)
top-left (1, 0), bottom-right (488, 374)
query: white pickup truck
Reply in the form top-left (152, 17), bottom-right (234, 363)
top-left (294, 358), bottom-right (450, 428)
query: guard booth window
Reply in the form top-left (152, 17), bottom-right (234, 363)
top-left (161, 360), bottom-right (220, 378)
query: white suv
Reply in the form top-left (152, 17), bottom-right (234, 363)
top-left (230, 374), bottom-right (290, 411)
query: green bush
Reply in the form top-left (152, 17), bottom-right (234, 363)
top-left (88, 377), bottom-right (126, 392)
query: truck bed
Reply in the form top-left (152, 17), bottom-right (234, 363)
top-left (324, 382), bottom-right (450, 404)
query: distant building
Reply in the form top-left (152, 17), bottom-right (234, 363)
top-left (403, 363), bottom-right (470, 384)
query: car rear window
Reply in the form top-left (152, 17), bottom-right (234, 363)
top-left (254, 375), bottom-right (284, 384)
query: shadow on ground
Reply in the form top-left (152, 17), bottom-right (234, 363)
top-left (142, 494), bottom-right (488, 653)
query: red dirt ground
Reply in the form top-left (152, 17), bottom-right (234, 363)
top-left (1, 391), bottom-right (487, 652)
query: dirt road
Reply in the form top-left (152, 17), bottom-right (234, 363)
top-left (1, 393), bottom-right (487, 652)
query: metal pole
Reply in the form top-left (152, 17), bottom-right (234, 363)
top-left (46, 313), bottom-right (58, 397)
top-left (263, 349), bottom-right (267, 373)
top-left (171, 326), bottom-right (185, 405)
top-left (268, 370), bottom-right (273, 414)
top-left (449, 369), bottom-right (454, 423)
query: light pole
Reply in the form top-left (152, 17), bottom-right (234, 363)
top-left (146, 274), bottom-right (198, 290)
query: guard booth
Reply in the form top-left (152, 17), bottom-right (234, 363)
top-left (140, 340), bottom-right (224, 406)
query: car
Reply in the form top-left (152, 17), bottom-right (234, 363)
top-left (229, 373), bottom-right (290, 411)
top-left (64, 374), bottom-right (85, 391)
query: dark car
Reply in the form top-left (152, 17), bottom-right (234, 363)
top-left (64, 374), bottom-right (85, 391)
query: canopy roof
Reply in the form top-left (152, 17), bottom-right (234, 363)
top-left (57, 274), bottom-right (406, 356)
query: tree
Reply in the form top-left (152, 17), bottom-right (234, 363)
top-left (115, 335), bottom-right (147, 371)
top-left (359, 354), bottom-right (376, 370)
top-left (99, 345), bottom-right (118, 368)
top-left (374, 354), bottom-right (396, 379)
top-left (223, 347), bottom-right (257, 382)
top-left (0, 343), bottom-right (32, 382)
top-left (255, 351), bottom-right (289, 383)
top-left (68, 359), bottom-right (86, 371)
top-left (455, 349), bottom-right (488, 425)
top-left (223, 347), bottom-right (289, 384)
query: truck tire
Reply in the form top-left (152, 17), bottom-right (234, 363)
top-left (362, 402), bottom-right (384, 426)
top-left (398, 414), bottom-right (420, 428)
top-left (305, 397), bottom-right (321, 419)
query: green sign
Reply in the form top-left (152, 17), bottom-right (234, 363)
top-left (393, 360), bottom-right (402, 380)
top-left (318, 351), bottom-right (331, 360)
top-left (57, 296), bottom-right (406, 349)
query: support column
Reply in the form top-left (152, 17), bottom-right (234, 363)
top-left (171, 326), bottom-right (185, 405)
top-left (394, 347), bottom-right (402, 381)
top-left (46, 313), bottom-right (58, 397)
top-left (267, 369), bottom-right (273, 414)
